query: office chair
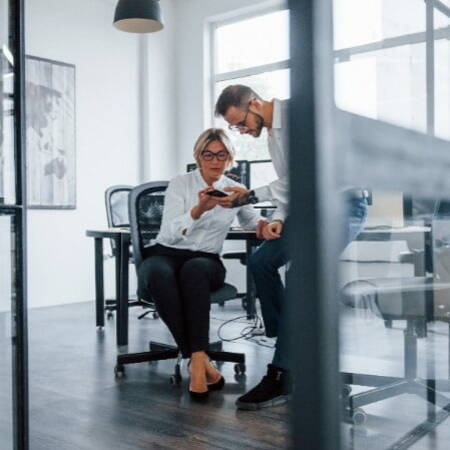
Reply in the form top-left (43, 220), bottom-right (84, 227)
top-left (186, 161), bottom-right (252, 310)
top-left (105, 185), bottom-right (158, 320)
top-left (114, 181), bottom-right (246, 382)
top-left (341, 209), bottom-right (450, 425)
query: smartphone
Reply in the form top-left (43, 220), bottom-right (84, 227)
top-left (206, 189), bottom-right (228, 198)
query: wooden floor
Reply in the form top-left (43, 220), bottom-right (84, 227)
top-left (27, 300), bottom-right (289, 450)
top-left (2, 300), bottom-right (450, 449)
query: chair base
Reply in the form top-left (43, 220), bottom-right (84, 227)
top-left (115, 340), bottom-right (246, 382)
top-left (105, 298), bottom-right (159, 320)
top-left (341, 319), bottom-right (450, 425)
top-left (342, 372), bottom-right (450, 425)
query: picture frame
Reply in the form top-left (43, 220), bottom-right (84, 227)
top-left (25, 55), bottom-right (76, 209)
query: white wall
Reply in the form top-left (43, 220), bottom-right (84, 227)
top-left (144, 0), bottom-right (178, 181)
top-left (26, 0), bottom-right (140, 307)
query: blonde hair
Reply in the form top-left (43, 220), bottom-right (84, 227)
top-left (193, 128), bottom-right (235, 169)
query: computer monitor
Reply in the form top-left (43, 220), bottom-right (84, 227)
top-left (186, 163), bottom-right (197, 173)
top-left (249, 160), bottom-right (277, 208)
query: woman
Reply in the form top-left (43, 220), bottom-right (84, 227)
top-left (138, 128), bottom-right (264, 400)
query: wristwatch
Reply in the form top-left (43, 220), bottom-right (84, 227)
top-left (231, 189), bottom-right (259, 207)
top-left (247, 190), bottom-right (259, 205)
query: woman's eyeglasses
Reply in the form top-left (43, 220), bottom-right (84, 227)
top-left (201, 150), bottom-right (229, 161)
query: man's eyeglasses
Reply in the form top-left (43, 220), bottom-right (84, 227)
top-left (201, 150), bottom-right (229, 161)
top-left (228, 109), bottom-right (250, 132)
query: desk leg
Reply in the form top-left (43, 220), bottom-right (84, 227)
top-left (245, 240), bottom-right (257, 319)
top-left (94, 238), bottom-right (105, 328)
top-left (116, 234), bottom-right (129, 346)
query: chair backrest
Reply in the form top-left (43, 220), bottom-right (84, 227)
top-left (129, 181), bottom-right (169, 268)
top-left (105, 185), bottom-right (133, 255)
top-left (186, 160), bottom-right (250, 188)
top-left (105, 185), bottom-right (133, 228)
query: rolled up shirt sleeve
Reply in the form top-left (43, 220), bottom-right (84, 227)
top-left (159, 177), bottom-right (198, 244)
top-left (254, 175), bottom-right (289, 222)
top-left (237, 204), bottom-right (263, 230)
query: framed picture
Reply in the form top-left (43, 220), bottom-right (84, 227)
top-left (26, 56), bottom-right (76, 209)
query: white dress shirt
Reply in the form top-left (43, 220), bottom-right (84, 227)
top-left (154, 169), bottom-right (261, 254)
top-left (253, 98), bottom-right (289, 222)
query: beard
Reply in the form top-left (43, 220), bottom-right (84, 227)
top-left (251, 113), bottom-right (264, 137)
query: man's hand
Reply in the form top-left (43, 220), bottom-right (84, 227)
top-left (191, 187), bottom-right (220, 219)
top-left (217, 186), bottom-right (249, 208)
top-left (256, 219), bottom-right (269, 239)
top-left (262, 220), bottom-right (283, 240)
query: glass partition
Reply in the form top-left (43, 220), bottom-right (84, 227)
top-left (0, 213), bottom-right (14, 450)
top-left (0, 0), bottom-right (28, 448)
top-left (333, 1), bottom-right (450, 448)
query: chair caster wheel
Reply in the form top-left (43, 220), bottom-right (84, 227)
top-left (114, 365), bottom-right (125, 378)
top-left (352, 408), bottom-right (367, 425)
top-left (234, 363), bottom-right (246, 375)
top-left (106, 311), bottom-right (114, 320)
top-left (152, 312), bottom-right (159, 319)
top-left (342, 384), bottom-right (352, 398)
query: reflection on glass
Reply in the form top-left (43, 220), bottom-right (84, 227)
top-left (1, 46), bottom-right (16, 205)
top-left (434, 12), bottom-right (450, 141)
top-left (333, 0), bottom-right (425, 50)
top-left (215, 9), bottom-right (289, 74)
top-left (340, 190), bottom-right (450, 448)
top-left (214, 69), bottom-right (290, 160)
top-left (335, 44), bottom-right (426, 132)
top-left (0, 214), bottom-right (13, 450)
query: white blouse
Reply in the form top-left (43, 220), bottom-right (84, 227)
top-left (154, 169), bottom-right (262, 254)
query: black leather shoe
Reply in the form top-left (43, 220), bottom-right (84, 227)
top-left (208, 375), bottom-right (225, 391)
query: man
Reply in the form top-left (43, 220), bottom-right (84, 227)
top-left (215, 85), bottom-right (368, 411)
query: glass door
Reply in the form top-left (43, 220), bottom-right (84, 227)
top-left (0, 0), bottom-right (28, 449)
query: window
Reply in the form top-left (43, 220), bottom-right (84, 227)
top-left (210, 7), bottom-right (290, 160)
top-left (333, 0), bottom-right (450, 139)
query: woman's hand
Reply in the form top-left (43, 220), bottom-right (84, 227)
top-left (262, 220), bottom-right (283, 240)
top-left (217, 186), bottom-right (249, 208)
top-left (191, 187), bottom-right (220, 219)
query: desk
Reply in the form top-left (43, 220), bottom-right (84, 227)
top-left (86, 228), bottom-right (261, 346)
top-left (357, 225), bottom-right (430, 242)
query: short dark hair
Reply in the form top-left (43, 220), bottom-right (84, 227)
top-left (214, 85), bottom-right (262, 117)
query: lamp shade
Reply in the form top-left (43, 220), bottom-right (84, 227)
top-left (114, 0), bottom-right (164, 33)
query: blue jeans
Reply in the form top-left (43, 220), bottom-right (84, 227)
top-left (249, 196), bottom-right (368, 370)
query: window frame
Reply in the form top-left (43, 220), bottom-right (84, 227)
top-left (333, 0), bottom-right (450, 137)
top-left (208, 2), bottom-right (290, 127)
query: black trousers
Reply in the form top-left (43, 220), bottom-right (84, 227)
top-left (138, 244), bottom-right (226, 358)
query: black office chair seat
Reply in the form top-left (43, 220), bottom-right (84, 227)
top-left (341, 276), bottom-right (450, 425)
top-left (211, 283), bottom-right (238, 303)
top-left (342, 277), bottom-right (450, 320)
